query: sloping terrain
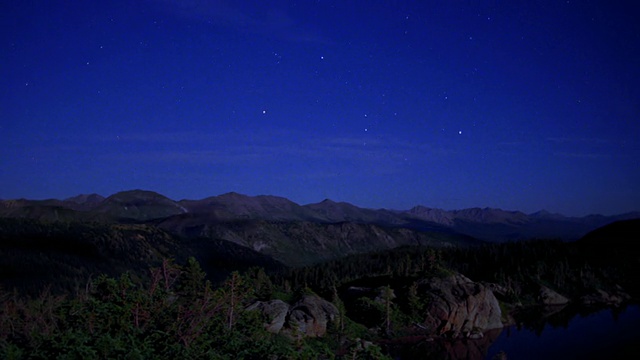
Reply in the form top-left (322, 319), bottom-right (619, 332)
top-left (0, 218), bottom-right (284, 295)
top-left (155, 217), bottom-right (478, 266)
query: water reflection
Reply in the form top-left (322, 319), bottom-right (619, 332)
top-left (487, 304), bottom-right (640, 360)
top-left (385, 304), bottom-right (640, 360)
top-left (384, 328), bottom-right (502, 360)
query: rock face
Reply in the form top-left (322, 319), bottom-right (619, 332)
top-left (247, 294), bottom-right (339, 338)
top-left (419, 274), bottom-right (503, 337)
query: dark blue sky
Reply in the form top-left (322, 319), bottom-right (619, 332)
top-left (2, 0), bottom-right (639, 216)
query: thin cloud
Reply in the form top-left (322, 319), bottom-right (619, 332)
top-left (546, 137), bottom-right (611, 145)
top-left (153, 0), bottom-right (329, 44)
top-left (547, 136), bottom-right (621, 159)
top-left (94, 130), bottom-right (451, 179)
top-left (553, 152), bottom-right (610, 160)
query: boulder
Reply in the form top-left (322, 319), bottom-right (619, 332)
top-left (419, 274), bottom-right (503, 337)
top-left (245, 299), bottom-right (289, 333)
top-left (538, 285), bottom-right (570, 305)
top-left (247, 294), bottom-right (339, 338)
top-left (288, 295), bottom-right (340, 338)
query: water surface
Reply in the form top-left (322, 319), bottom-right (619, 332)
top-left (485, 304), bottom-right (640, 360)
top-left (385, 304), bottom-right (640, 359)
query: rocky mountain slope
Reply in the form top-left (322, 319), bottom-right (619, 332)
top-left (154, 216), bottom-right (477, 266)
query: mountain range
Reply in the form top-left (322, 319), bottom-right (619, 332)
top-left (2, 189), bottom-right (638, 244)
top-left (2, 189), bottom-right (639, 295)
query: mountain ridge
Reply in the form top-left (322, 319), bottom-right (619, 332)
top-left (4, 188), bottom-right (636, 218)
top-left (1, 189), bottom-right (639, 242)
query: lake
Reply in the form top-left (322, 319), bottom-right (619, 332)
top-left (385, 304), bottom-right (640, 359)
top-left (485, 304), bottom-right (640, 360)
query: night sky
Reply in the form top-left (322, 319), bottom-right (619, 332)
top-left (2, 1), bottom-right (639, 216)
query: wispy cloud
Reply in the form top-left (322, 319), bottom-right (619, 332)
top-left (92, 129), bottom-right (455, 178)
top-left (553, 152), bottom-right (609, 159)
top-left (546, 137), bottom-right (611, 145)
top-left (153, 0), bottom-right (330, 44)
top-left (546, 136), bottom-right (617, 159)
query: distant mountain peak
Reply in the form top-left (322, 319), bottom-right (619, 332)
top-left (214, 192), bottom-right (300, 204)
top-left (407, 206), bottom-right (455, 226)
top-left (219, 191), bottom-right (247, 198)
top-left (315, 198), bottom-right (358, 206)
top-left (529, 210), bottom-right (565, 219)
top-left (96, 189), bottom-right (187, 221)
top-left (108, 189), bottom-right (165, 198)
top-left (65, 193), bottom-right (105, 204)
